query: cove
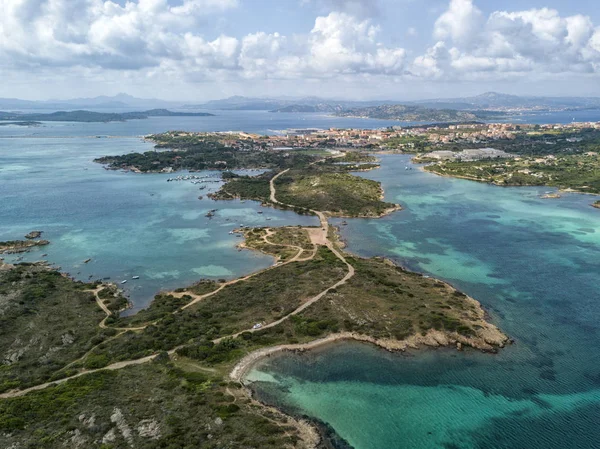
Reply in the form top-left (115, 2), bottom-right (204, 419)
top-left (247, 154), bottom-right (600, 449)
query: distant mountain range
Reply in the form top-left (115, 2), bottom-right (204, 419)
top-left (413, 92), bottom-right (600, 111)
top-left (188, 92), bottom-right (600, 115)
top-left (2, 92), bottom-right (600, 123)
top-left (0, 93), bottom-right (179, 110)
top-left (334, 104), bottom-right (503, 122)
top-left (0, 109), bottom-right (213, 123)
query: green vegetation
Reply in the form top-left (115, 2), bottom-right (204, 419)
top-left (0, 360), bottom-right (303, 449)
top-left (426, 153), bottom-right (600, 194)
top-left (97, 285), bottom-right (129, 314)
top-left (96, 132), bottom-right (318, 172)
top-left (593, 201), bottom-right (600, 209)
top-left (86, 247), bottom-right (347, 365)
top-left (333, 152), bottom-right (378, 163)
top-left (303, 257), bottom-right (483, 340)
top-left (0, 218), bottom-right (506, 447)
top-left (210, 172), bottom-right (273, 203)
top-left (425, 128), bottom-right (600, 156)
top-left (383, 135), bottom-right (429, 152)
top-left (214, 162), bottom-right (399, 218)
top-left (0, 239), bottom-right (49, 254)
top-left (0, 264), bottom-right (107, 392)
top-left (275, 169), bottom-right (398, 217)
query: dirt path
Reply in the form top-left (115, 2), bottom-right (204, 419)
top-left (215, 170), bottom-right (356, 342)
top-left (0, 355), bottom-right (158, 399)
top-left (1, 165), bottom-right (355, 399)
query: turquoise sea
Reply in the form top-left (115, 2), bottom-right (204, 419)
top-left (2, 111), bottom-right (600, 447)
top-left (0, 131), bottom-right (318, 310)
top-left (248, 154), bottom-right (600, 448)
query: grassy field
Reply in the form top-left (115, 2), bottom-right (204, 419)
top-left (426, 153), bottom-right (600, 195)
top-left (275, 169), bottom-right (398, 217)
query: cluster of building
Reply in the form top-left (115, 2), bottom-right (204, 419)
top-left (421, 148), bottom-right (516, 161)
top-left (158, 120), bottom-right (600, 154)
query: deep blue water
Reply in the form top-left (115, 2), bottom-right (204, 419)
top-left (248, 155), bottom-right (600, 449)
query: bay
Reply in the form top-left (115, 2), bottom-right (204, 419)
top-left (248, 154), bottom-right (600, 449)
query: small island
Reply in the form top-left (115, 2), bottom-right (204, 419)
top-left (593, 200), bottom-right (600, 209)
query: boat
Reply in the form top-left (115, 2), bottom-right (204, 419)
top-left (132, 276), bottom-right (140, 280)
top-left (121, 280), bottom-right (127, 284)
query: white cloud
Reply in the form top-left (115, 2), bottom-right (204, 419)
top-left (0, 1), bottom-right (405, 82)
top-left (1, 0), bottom-right (600, 95)
top-left (433, 0), bottom-right (483, 46)
top-left (415, 0), bottom-right (600, 80)
top-left (306, 12), bottom-right (405, 75)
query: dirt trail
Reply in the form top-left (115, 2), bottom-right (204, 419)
top-left (1, 165), bottom-right (355, 399)
top-left (0, 355), bottom-right (158, 399)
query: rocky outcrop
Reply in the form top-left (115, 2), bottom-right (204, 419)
top-left (24, 231), bottom-right (43, 239)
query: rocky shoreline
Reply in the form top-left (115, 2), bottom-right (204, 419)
top-left (0, 231), bottom-right (49, 255)
top-left (231, 317), bottom-right (508, 449)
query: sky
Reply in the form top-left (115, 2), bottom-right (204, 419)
top-left (2, 0), bottom-right (600, 101)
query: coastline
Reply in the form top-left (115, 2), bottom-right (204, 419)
top-left (422, 165), bottom-right (600, 199)
top-left (231, 279), bottom-right (508, 384)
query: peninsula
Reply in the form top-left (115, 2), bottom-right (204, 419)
top-left (0, 139), bottom-right (508, 449)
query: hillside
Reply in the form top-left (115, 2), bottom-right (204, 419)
top-left (335, 104), bottom-right (502, 122)
top-left (0, 109), bottom-right (214, 123)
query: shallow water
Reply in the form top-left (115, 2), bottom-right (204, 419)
top-left (2, 111), bottom-right (600, 446)
top-left (248, 155), bottom-right (600, 449)
top-left (0, 135), bottom-right (317, 310)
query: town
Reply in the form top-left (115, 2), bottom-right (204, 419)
top-left (158, 120), bottom-right (600, 156)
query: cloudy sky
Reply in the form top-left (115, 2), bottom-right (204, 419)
top-left (2, 0), bottom-right (600, 101)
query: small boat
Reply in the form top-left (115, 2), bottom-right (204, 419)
top-left (405, 166), bottom-right (409, 170)
top-left (121, 280), bottom-right (127, 284)
top-left (132, 276), bottom-right (140, 280)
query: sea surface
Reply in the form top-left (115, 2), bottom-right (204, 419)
top-left (247, 155), bottom-right (600, 448)
top-left (1, 111), bottom-right (600, 446)
top-left (0, 133), bottom-right (318, 310)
